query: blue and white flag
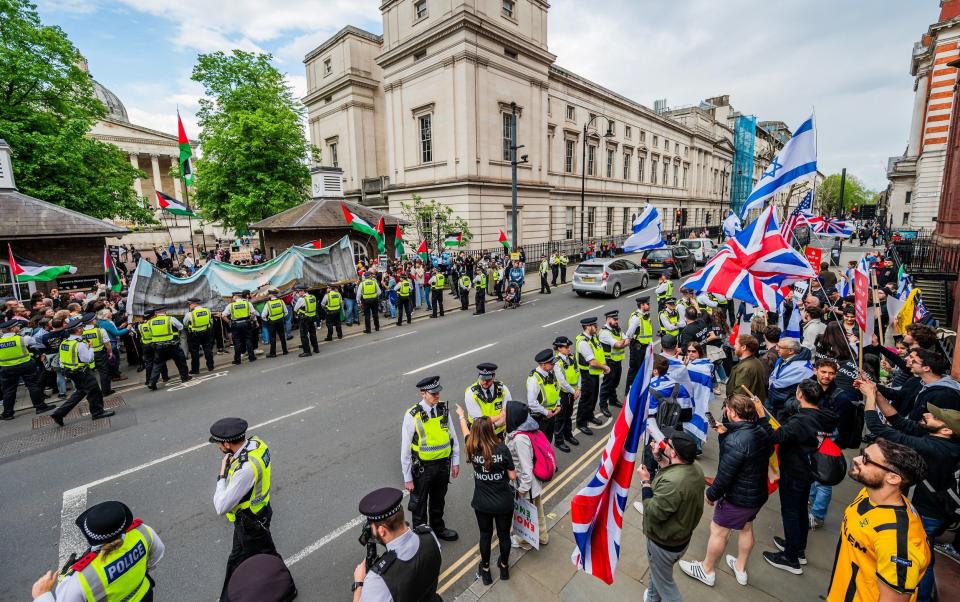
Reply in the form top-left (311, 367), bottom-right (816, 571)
top-left (623, 205), bottom-right (665, 252)
top-left (685, 358), bottom-right (715, 442)
top-left (740, 115), bottom-right (818, 217)
top-left (778, 300), bottom-right (802, 339)
top-left (722, 211), bottom-right (742, 239)
top-left (769, 356), bottom-right (813, 389)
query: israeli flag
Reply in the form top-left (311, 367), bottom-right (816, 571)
top-left (769, 357), bottom-right (813, 389)
top-left (722, 211), bottom-right (742, 239)
top-left (778, 300), bottom-right (802, 339)
top-left (685, 358), bottom-right (715, 442)
top-left (623, 205), bottom-right (665, 252)
top-left (740, 115), bottom-right (818, 217)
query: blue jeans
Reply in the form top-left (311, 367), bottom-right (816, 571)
top-left (778, 472), bottom-right (812, 562)
top-left (387, 299), bottom-right (397, 318)
top-left (423, 288), bottom-right (432, 310)
top-left (260, 323), bottom-right (269, 344)
top-left (56, 367), bottom-right (66, 395)
top-left (918, 516), bottom-right (943, 602)
top-left (284, 310), bottom-right (293, 338)
top-left (808, 482), bottom-right (833, 521)
top-left (344, 298), bottom-right (359, 325)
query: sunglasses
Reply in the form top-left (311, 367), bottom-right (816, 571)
top-left (858, 447), bottom-right (900, 476)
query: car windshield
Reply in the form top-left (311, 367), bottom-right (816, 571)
top-left (680, 240), bottom-right (702, 249)
top-left (576, 264), bottom-right (603, 274)
top-left (645, 250), bottom-right (672, 260)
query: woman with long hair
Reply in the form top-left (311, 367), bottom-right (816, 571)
top-left (455, 407), bottom-right (516, 585)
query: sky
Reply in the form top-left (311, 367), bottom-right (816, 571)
top-left (36, 0), bottom-right (937, 191)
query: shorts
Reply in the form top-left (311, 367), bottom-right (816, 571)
top-left (712, 498), bottom-right (761, 530)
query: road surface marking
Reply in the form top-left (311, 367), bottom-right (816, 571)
top-left (403, 342), bottom-right (497, 375)
top-left (629, 284), bottom-right (657, 298)
top-left (166, 370), bottom-right (229, 391)
top-left (540, 304), bottom-right (605, 328)
top-left (57, 405), bottom-right (316, 565)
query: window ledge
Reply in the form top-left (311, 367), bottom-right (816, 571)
top-left (405, 161), bottom-right (448, 172)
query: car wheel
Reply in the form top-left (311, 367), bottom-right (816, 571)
top-left (575, 290), bottom-right (586, 297)
top-left (641, 275), bottom-right (648, 288)
top-left (611, 283), bottom-right (622, 298)
top-left (672, 267), bottom-right (679, 279)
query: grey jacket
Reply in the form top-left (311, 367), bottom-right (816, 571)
top-left (507, 415), bottom-right (543, 498)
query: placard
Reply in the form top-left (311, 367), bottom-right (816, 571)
top-left (510, 252), bottom-right (521, 261)
top-left (854, 269), bottom-right (868, 332)
top-left (512, 494), bottom-right (540, 549)
top-left (804, 247), bottom-right (823, 274)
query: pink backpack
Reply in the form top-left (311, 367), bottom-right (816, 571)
top-left (519, 431), bottom-right (557, 482)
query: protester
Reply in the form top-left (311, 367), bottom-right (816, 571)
top-left (726, 335), bottom-right (767, 403)
top-left (766, 337), bottom-right (813, 420)
top-left (505, 401), bottom-right (547, 550)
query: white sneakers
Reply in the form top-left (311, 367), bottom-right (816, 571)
top-left (726, 555), bottom-right (749, 586)
top-left (678, 557), bottom-right (748, 587)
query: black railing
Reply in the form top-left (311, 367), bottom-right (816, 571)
top-left (892, 237), bottom-right (960, 275)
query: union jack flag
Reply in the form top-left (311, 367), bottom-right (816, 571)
top-left (806, 215), bottom-right (854, 238)
top-left (571, 344), bottom-right (654, 584)
top-left (683, 206), bottom-right (817, 312)
top-left (780, 191), bottom-right (814, 242)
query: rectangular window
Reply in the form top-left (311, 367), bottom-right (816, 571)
top-left (587, 207), bottom-right (596, 237)
top-left (653, 135), bottom-right (659, 148)
top-left (606, 207), bottom-right (614, 235)
top-left (638, 155), bottom-right (645, 182)
top-left (623, 207), bottom-right (630, 234)
top-left (675, 142), bottom-right (680, 154)
top-left (625, 126), bottom-right (632, 139)
top-left (504, 47), bottom-right (518, 60)
top-left (903, 212), bottom-right (910, 224)
top-left (564, 139), bottom-right (575, 173)
top-left (905, 190), bottom-right (912, 204)
top-left (673, 164), bottom-right (678, 187)
top-left (323, 58), bottom-right (332, 76)
top-left (566, 105), bottom-right (575, 121)
top-left (418, 114), bottom-right (433, 163)
top-left (651, 159), bottom-right (658, 185)
top-left (502, 0), bottom-right (515, 18)
top-left (682, 166), bottom-right (688, 188)
top-left (565, 207), bottom-right (575, 239)
top-left (606, 148), bottom-right (615, 178)
top-left (663, 161), bottom-right (669, 186)
top-left (640, 130), bottom-right (646, 143)
top-left (414, 0), bottom-right (428, 19)
top-left (502, 113), bottom-right (514, 161)
top-left (329, 142), bottom-right (339, 168)
top-left (623, 154), bottom-right (631, 180)
top-left (587, 145), bottom-right (596, 176)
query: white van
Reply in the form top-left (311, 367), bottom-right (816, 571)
top-left (679, 238), bottom-right (717, 264)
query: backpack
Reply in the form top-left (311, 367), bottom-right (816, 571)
top-left (519, 431), bottom-right (557, 482)
top-left (652, 385), bottom-right (682, 431)
top-left (921, 458), bottom-right (960, 533)
top-left (807, 432), bottom-right (847, 486)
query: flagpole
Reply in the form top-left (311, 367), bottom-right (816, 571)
top-left (182, 181), bottom-right (198, 261)
top-left (870, 269), bottom-right (885, 347)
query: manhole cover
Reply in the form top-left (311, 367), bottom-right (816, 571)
top-left (32, 397), bottom-right (127, 429)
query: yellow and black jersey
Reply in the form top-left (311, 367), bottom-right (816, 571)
top-left (827, 487), bottom-right (930, 602)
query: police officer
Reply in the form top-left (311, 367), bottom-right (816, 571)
top-left (491, 262), bottom-right (504, 301)
top-left (655, 273), bottom-right (673, 305)
top-left (184, 297), bottom-right (215, 373)
top-left (146, 309), bottom-right (191, 390)
top-left (526, 349), bottom-right (561, 443)
top-left (351, 487), bottom-right (442, 602)
top-left (223, 292), bottom-right (257, 365)
top-left (559, 252), bottom-right (569, 283)
top-left (321, 285), bottom-right (344, 340)
top-left (598, 310), bottom-right (629, 416)
top-left (136, 310), bottom-right (168, 386)
top-left (210, 417), bottom-right (284, 601)
top-left (428, 268), bottom-right (445, 318)
top-left (538, 254), bottom-right (551, 294)
top-left (552, 336), bottom-right (580, 453)
top-left (575, 316), bottom-right (609, 435)
top-left (549, 251), bottom-right (560, 285)
top-left (659, 298), bottom-right (680, 337)
top-left (31, 501), bottom-right (164, 602)
top-left (401, 376), bottom-right (459, 541)
top-left (81, 315), bottom-right (113, 396)
top-left (260, 289), bottom-right (289, 357)
top-left (292, 285), bottom-right (320, 357)
top-left (50, 315), bottom-right (114, 426)
top-left (457, 272), bottom-right (471, 311)
top-left (624, 296), bottom-right (654, 395)
top-left (472, 268), bottom-right (486, 315)
top-left (358, 272), bottom-right (381, 333)
top-left (463, 363), bottom-right (511, 436)
top-left (0, 319), bottom-right (56, 420)
top-left (393, 275), bottom-right (414, 326)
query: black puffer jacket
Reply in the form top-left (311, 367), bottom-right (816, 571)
top-left (762, 406), bottom-right (839, 481)
top-left (706, 420), bottom-right (773, 508)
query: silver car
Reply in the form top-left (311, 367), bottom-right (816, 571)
top-left (573, 258), bottom-right (649, 298)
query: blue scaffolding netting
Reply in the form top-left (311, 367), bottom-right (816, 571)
top-left (731, 115), bottom-right (756, 216)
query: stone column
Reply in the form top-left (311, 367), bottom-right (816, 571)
top-left (150, 154), bottom-right (162, 196)
top-left (129, 154), bottom-right (143, 198)
top-left (908, 71), bottom-right (930, 157)
top-left (172, 157), bottom-right (183, 200)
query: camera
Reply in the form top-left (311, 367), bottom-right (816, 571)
top-left (358, 523), bottom-right (379, 569)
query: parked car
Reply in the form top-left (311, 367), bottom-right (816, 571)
top-left (573, 258), bottom-right (649, 298)
top-left (679, 238), bottom-right (717, 264)
top-left (640, 246), bottom-right (696, 278)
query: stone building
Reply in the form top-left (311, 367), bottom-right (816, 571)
top-left (887, 0), bottom-right (960, 231)
top-left (302, 0), bottom-right (786, 249)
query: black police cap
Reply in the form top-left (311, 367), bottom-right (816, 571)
top-left (477, 363), bottom-right (498, 378)
top-left (580, 316), bottom-right (598, 327)
top-left (0, 319), bottom-right (20, 329)
top-left (553, 335), bottom-right (573, 347)
top-left (604, 310), bottom-right (619, 318)
top-left (665, 298), bottom-right (677, 305)
top-left (187, 297), bottom-right (202, 304)
top-left (142, 309), bottom-right (156, 319)
top-left (209, 417), bottom-right (249, 443)
top-left (416, 375), bottom-right (443, 393)
top-left (268, 289), bottom-right (279, 295)
top-left (64, 316), bottom-right (86, 330)
top-left (80, 312), bottom-right (97, 323)
top-left (636, 296), bottom-right (650, 304)
top-left (534, 349), bottom-right (554, 364)
top-left (75, 500), bottom-right (133, 546)
top-left (359, 487), bottom-right (404, 522)
top-left (294, 284), bottom-right (308, 291)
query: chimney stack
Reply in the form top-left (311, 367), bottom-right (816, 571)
top-left (0, 139), bottom-right (16, 190)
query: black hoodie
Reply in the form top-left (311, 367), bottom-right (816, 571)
top-left (761, 406), bottom-right (839, 481)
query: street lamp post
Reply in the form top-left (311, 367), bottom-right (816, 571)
top-left (509, 102), bottom-right (528, 250)
top-left (579, 114), bottom-right (615, 248)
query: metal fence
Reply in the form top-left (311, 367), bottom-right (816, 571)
top-left (892, 237), bottom-right (960, 275)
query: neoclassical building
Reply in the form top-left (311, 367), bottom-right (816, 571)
top-left (303, 0), bottom-right (787, 249)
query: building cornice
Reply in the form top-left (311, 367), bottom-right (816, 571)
top-left (304, 25), bottom-right (383, 64)
top-left (308, 100), bottom-right (377, 123)
top-left (88, 134), bottom-right (180, 149)
top-left (303, 71), bottom-right (380, 106)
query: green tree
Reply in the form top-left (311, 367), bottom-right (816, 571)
top-left (815, 172), bottom-right (876, 216)
top-left (399, 194), bottom-right (472, 251)
top-left (191, 50), bottom-right (315, 231)
top-left (0, 0), bottom-right (153, 223)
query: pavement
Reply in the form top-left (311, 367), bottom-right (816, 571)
top-left (0, 244), bottom-right (890, 600)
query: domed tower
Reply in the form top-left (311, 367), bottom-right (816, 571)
top-left (91, 78), bottom-right (129, 123)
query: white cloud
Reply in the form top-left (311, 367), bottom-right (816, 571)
top-left (35, 0), bottom-right (100, 14)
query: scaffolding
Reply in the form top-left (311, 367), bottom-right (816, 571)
top-left (731, 115), bottom-right (756, 215)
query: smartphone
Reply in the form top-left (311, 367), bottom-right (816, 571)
top-left (705, 411), bottom-right (717, 429)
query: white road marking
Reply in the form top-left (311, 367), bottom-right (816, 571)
top-left (540, 304), bottom-right (605, 328)
top-left (167, 371), bottom-right (229, 391)
top-left (57, 405), bottom-right (316, 565)
top-left (629, 285), bottom-right (657, 298)
top-left (403, 342), bottom-right (498, 375)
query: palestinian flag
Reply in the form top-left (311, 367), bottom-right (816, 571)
top-left (498, 228), bottom-right (509, 249)
top-left (7, 244), bottom-right (76, 282)
top-left (443, 232), bottom-right (463, 247)
top-left (104, 247), bottom-right (122, 292)
top-left (156, 190), bottom-right (197, 216)
top-left (394, 224), bottom-right (405, 258)
top-left (416, 240), bottom-right (429, 262)
top-left (340, 202), bottom-right (379, 237)
top-left (375, 217), bottom-right (386, 254)
top-left (300, 239), bottom-right (322, 249)
top-left (177, 111), bottom-right (194, 187)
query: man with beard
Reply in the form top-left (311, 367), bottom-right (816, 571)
top-left (826, 439), bottom-right (930, 602)
top-left (857, 377), bottom-right (960, 602)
